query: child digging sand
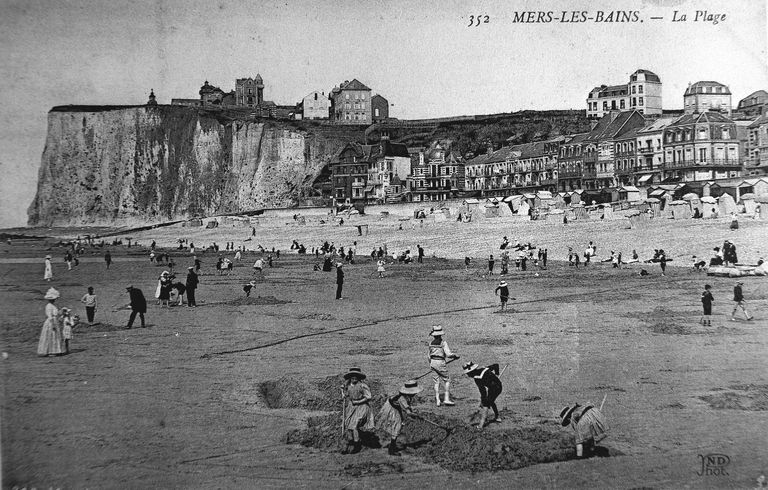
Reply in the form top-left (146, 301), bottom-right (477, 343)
top-left (376, 379), bottom-right (422, 456)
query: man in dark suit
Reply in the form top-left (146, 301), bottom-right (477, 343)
top-left (185, 267), bottom-right (199, 307)
top-left (126, 285), bottom-right (147, 328)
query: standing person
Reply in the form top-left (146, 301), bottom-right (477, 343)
top-left (488, 254), bottom-right (495, 276)
top-left (80, 287), bottom-right (97, 325)
top-left (376, 380), bottom-right (422, 456)
top-left (194, 255), bottom-right (201, 272)
top-left (377, 259), bottom-right (386, 278)
top-left (494, 280), bottom-right (512, 311)
top-left (157, 271), bottom-right (172, 307)
top-left (234, 250), bottom-right (241, 262)
top-left (500, 251), bottom-right (509, 275)
top-left (125, 285), bottom-right (147, 329)
top-left (659, 249), bottom-right (667, 277)
top-left (104, 250), bottom-right (112, 270)
top-left (574, 253), bottom-right (580, 268)
top-left (417, 245), bottom-right (424, 264)
top-left (428, 326), bottom-right (459, 406)
top-left (37, 288), bottom-right (63, 356)
top-left (61, 307), bottom-right (74, 355)
top-left (542, 249), bottom-right (548, 268)
top-left (701, 284), bottom-right (714, 326)
top-left (65, 250), bottom-right (73, 271)
top-left (560, 402), bottom-right (609, 458)
top-left (731, 281), bottom-right (754, 321)
top-left (464, 256), bottom-right (472, 272)
top-left (185, 267), bottom-right (199, 307)
top-left (43, 255), bottom-right (53, 282)
top-left (336, 262), bottom-right (344, 300)
top-left (341, 368), bottom-right (375, 454)
top-left (583, 246), bottom-right (591, 266)
top-left (463, 361), bottom-right (503, 430)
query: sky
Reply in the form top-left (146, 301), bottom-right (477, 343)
top-left (1, 0), bottom-right (767, 227)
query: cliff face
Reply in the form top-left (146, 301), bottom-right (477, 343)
top-left (28, 106), bottom-right (353, 226)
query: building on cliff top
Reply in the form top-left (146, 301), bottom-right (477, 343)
top-left (330, 79), bottom-right (373, 124)
top-left (146, 89), bottom-right (157, 106)
top-left (586, 69), bottom-right (662, 119)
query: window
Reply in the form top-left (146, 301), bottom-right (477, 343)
top-left (699, 148), bottom-right (707, 162)
top-left (345, 94), bottom-right (350, 99)
top-left (314, 93), bottom-right (318, 100)
top-left (707, 87), bottom-right (712, 93)
top-left (639, 97), bottom-right (644, 106)
top-left (374, 108), bottom-right (380, 117)
top-left (361, 93), bottom-right (365, 99)
top-left (603, 102), bottom-right (608, 110)
top-left (638, 85), bottom-right (644, 94)
top-left (620, 99), bottom-right (625, 109)
top-left (631, 97), bottom-right (636, 106)
top-left (632, 86), bottom-right (636, 94)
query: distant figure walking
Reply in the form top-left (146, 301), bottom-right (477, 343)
top-left (43, 255), bottom-right (53, 281)
top-left (377, 259), bottom-right (386, 278)
top-left (104, 250), bottom-right (112, 270)
top-left (701, 284), bottom-right (714, 326)
top-left (731, 281), bottom-right (753, 321)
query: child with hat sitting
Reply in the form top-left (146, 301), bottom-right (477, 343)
top-left (463, 361), bottom-right (503, 430)
top-left (376, 380), bottom-right (422, 456)
top-left (559, 402), bottom-right (608, 458)
top-left (341, 367), bottom-right (374, 454)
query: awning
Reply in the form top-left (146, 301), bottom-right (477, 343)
top-left (650, 189), bottom-right (666, 196)
top-left (637, 174), bottom-right (653, 184)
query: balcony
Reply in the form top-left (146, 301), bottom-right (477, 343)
top-left (583, 154), bottom-right (597, 164)
top-left (663, 158), bottom-right (742, 169)
top-left (540, 178), bottom-right (558, 185)
top-left (596, 171), bottom-right (614, 179)
top-left (582, 169), bottom-right (597, 179)
top-left (637, 146), bottom-right (655, 154)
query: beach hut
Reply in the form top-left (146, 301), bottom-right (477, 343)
top-left (756, 195), bottom-right (768, 219)
top-left (186, 218), bottom-right (203, 227)
top-left (643, 197), bottom-right (661, 217)
top-left (546, 208), bottom-right (564, 224)
top-left (534, 191), bottom-right (554, 210)
top-left (740, 193), bottom-right (758, 215)
top-left (569, 190), bottom-right (583, 205)
top-left (682, 192), bottom-right (703, 217)
top-left (617, 186), bottom-right (642, 203)
top-left (205, 220), bottom-right (219, 229)
top-left (669, 200), bottom-right (692, 219)
top-left (600, 204), bottom-right (615, 220)
top-left (483, 204), bottom-right (500, 218)
top-left (570, 203), bottom-right (588, 220)
top-left (551, 193), bottom-right (567, 210)
top-left (718, 193), bottom-right (737, 216)
top-left (700, 196), bottom-right (718, 218)
top-left (518, 200), bottom-right (531, 217)
top-left (497, 202), bottom-right (515, 217)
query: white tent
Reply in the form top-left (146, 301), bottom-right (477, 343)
top-left (718, 193), bottom-right (737, 215)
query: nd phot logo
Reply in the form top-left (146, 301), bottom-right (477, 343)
top-left (697, 453), bottom-right (730, 476)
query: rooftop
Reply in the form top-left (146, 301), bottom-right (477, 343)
top-left (684, 81), bottom-right (731, 96)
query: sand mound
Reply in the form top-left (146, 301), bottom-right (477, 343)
top-left (223, 296), bottom-right (291, 306)
top-left (260, 375), bottom-right (386, 411)
top-left (700, 384), bottom-right (768, 411)
top-left (287, 410), bottom-right (585, 472)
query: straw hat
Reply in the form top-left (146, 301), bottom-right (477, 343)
top-left (45, 255), bottom-right (51, 259)
top-left (462, 361), bottom-right (480, 374)
top-left (187, 266), bottom-right (194, 270)
top-left (61, 307), bottom-right (71, 314)
top-left (44, 288), bottom-right (60, 300)
top-left (560, 404), bottom-right (581, 427)
top-left (343, 367), bottom-right (366, 380)
top-left (161, 271), bottom-right (170, 276)
top-left (430, 325), bottom-right (445, 337)
top-left (126, 285), bottom-right (134, 290)
top-left (498, 281), bottom-right (508, 287)
top-left (399, 379), bottom-right (422, 395)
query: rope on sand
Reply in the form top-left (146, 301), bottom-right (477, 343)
top-left (201, 287), bottom-right (625, 358)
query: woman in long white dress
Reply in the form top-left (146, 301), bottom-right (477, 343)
top-left (37, 288), bottom-right (63, 356)
top-left (43, 255), bottom-right (53, 281)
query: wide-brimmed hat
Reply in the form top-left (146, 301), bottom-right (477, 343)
top-left (61, 307), bottom-right (71, 314)
top-left (44, 288), bottom-right (60, 300)
top-left (187, 266), bottom-right (194, 270)
top-left (737, 281), bottom-right (744, 285)
top-left (463, 361), bottom-right (480, 374)
top-left (498, 281), bottom-right (508, 287)
top-left (343, 367), bottom-right (366, 380)
top-left (430, 325), bottom-right (445, 337)
top-left (399, 379), bottom-right (422, 395)
top-left (45, 255), bottom-right (51, 259)
top-left (560, 404), bottom-right (581, 427)
top-left (161, 271), bottom-right (170, 276)
top-left (126, 285), bottom-right (134, 290)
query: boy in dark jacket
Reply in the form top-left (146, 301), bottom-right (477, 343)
top-left (463, 361), bottom-right (503, 430)
top-left (701, 284), bottom-right (714, 326)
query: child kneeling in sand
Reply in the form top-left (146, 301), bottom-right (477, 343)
top-left (376, 380), bottom-right (422, 456)
top-left (560, 402), bottom-right (608, 458)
